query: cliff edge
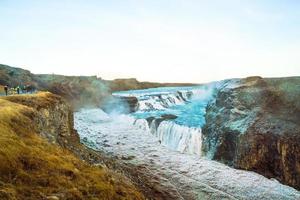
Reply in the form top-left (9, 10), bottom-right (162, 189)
top-left (0, 92), bottom-right (144, 200)
top-left (203, 76), bottom-right (300, 189)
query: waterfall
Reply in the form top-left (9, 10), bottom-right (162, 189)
top-left (137, 91), bottom-right (190, 111)
top-left (133, 118), bottom-right (150, 131)
top-left (112, 85), bottom-right (218, 156)
top-left (131, 118), bottom-right (202, 156)
top-left (151, 120), bottom-right (202, 155)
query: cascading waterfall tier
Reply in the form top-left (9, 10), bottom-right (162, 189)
top-left (137, 91), bottom-right (192, 111)
top-left (151, 120), bottom-right (202, 155)
top-left (113, 85), bottom-right (218, 156)
top-left (132, 118), bottom-right (202, 155)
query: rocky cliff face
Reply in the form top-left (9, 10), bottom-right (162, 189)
top-left (34, 100), bottom-right (76, 145)
top-left (202, 76), bottom-right (300, 189)
top-left (4, 92), bottom-right (79, 146)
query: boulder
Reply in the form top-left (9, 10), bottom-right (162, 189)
top-left (161, 114), bottom-right (178, 120)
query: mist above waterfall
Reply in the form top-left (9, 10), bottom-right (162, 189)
top-left (101, 95), bottom-right (131, 115)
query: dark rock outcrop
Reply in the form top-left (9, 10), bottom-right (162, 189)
top-left (146, 114), bottom-right (178, 130)
top-left (202, 76), bottom-right (300, 189)
top-left (122, 96), bottom-right (139, 112)
top-left (161, 114), bottom-right (178, 120)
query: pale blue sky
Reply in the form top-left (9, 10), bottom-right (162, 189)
top-left (0, 0), bottom-right (299, 83)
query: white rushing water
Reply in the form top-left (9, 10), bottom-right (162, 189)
top-left (153, 121), bottom-right (202, 155)
top-left (113, 85), bottom-right (217, 156)
top-left (74, 109), bottom-right (300, 200)
top-left (133, 118), bottom-right (203, 155)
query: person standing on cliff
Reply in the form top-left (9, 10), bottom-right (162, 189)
top-left (16, 86), bottom-right (20, 94)
top-left (4, 85), bottom-right (8, 96)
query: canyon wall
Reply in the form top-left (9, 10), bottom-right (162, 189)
top-left (202, 76), bottom-right (300, 189)
top-left (4, 92), bottom-right (78, 146)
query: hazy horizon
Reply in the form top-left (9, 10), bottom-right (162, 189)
top-left (1, 0), bottom-right (299, 83)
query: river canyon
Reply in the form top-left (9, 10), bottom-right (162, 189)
top-left (75, 78), bottom-right (300, 200)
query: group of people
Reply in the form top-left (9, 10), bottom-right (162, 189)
top-left (3, 85), bottom-right (35, 96)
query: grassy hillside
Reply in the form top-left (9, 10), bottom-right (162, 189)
top-left (0, 93), bottom-right (144, 200)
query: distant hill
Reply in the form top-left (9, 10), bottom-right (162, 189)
top-left (0, 64), bottom-right (197, 108)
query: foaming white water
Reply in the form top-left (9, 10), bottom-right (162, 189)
top-left (137, 91), bottom-right (188, 111)
top-left (128, 118), bottom-right (202, 155)
top-left (136, 86), bottom-right (215, 111)
top-left (76, 108), bottom-right (110, 123)
top-left (152, 121), bottom-right (202, 155)
top-left (74, 108), bottom-right (300, 200)
top-left (133, 118), bottom-right (150, 131)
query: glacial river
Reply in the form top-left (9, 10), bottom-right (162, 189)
top-left (75, 85), bottom-right (300, 200)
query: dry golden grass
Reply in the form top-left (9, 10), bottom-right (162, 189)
top-left (0, 94), bottom-right (144, 200)
top-left (1, 92), bottom-right (64, 108)
top-left (0, 85), bottom-right (4, 95)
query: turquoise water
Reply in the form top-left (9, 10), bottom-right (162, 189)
top-left (132, 99), bottom-right (208, 127)
top-left (114, 85), bottom-right (216, 128)
top-left (114, 86), bottom-right (200, 96)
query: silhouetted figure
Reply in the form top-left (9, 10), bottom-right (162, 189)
top-left (4, 85), bottom-right (8, 96)
top-left (16, 86), bottom-right (20, 94)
